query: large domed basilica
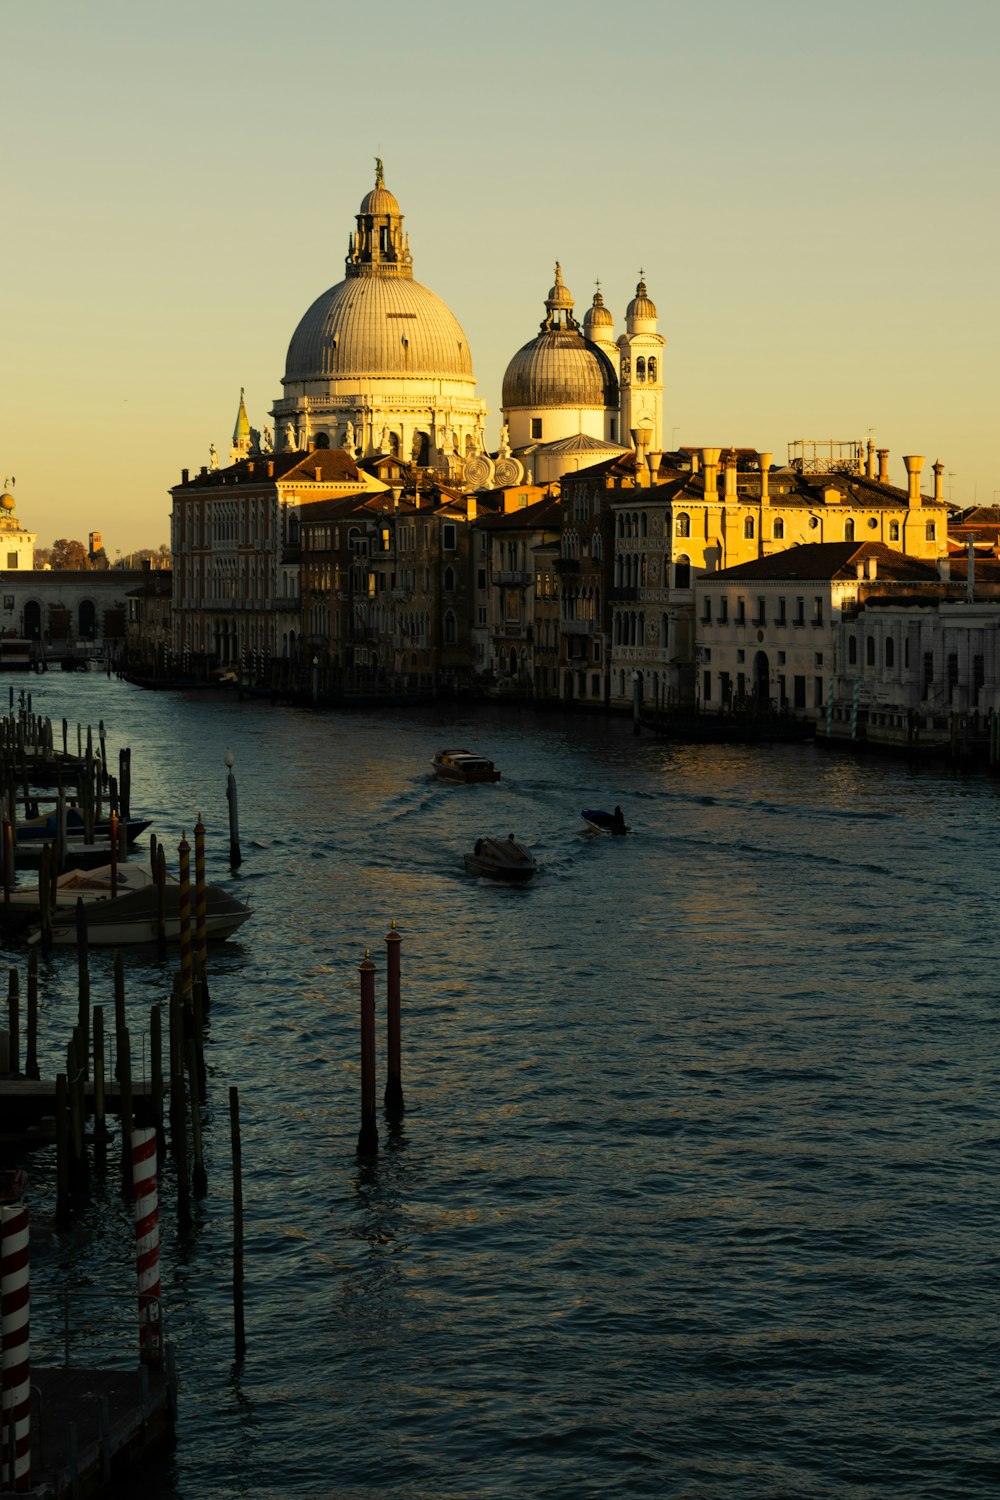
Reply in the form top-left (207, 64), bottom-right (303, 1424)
top-left (272, 161), bottom-right (488, 478)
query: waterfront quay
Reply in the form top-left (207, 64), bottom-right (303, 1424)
top-left (2, 672), bottom-right (997, 1498)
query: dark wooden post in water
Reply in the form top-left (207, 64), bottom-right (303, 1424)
top-left (384, 921), bottom-right (404, 1118)
top-left (193, 816), bottom-right (208, 1000)
top-left (155, 844), bottom-right (168, 959)
top-left (357, 949), bottom-right (378, 1154)
top-left (55, 1072), bottom-right (71, 1226)
top-left (118, 1027), bottom-right (134, 1199)
top-left (224, 751), bottom-right (242, 869)
top-left (7, 967), bottom-right (20, 1078)
top-left (25, 951), bottom-right (39, 1080)
top-left (186, 1039), bottom-right (207, 1197)
top-left (109, 811), bottom-right (119, 896)
top-left (178, 833), bottom-right (192, 1001)
top-left (229, 1086), bottom-right (246, 1360)
top-left (150, 1004), bottom-right (165, 1152)
top-left (93, 1005), bottom-right (108, 1168)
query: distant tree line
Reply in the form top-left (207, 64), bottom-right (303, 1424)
top-left (34, 541), bottom-right (170, 570)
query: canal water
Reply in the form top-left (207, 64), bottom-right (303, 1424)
top-left (7, 674), bottom-right (999, 1498)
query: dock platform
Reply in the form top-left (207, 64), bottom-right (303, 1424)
top-left (23, 1363), bottom-right (174, 1497)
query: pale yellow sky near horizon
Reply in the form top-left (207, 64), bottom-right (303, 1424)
top-left (3, 0), bottom-right (998, 551)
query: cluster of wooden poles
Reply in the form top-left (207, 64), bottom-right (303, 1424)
top-left (356, 922), bottom-right (405, 1155)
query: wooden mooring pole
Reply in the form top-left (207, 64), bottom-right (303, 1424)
top-left (384, 921), bottom-right (404, 1119)
top-left (357, 949), bottom-right (378, 1155)
top-left (229, 1085), bottom-right (246, 1361)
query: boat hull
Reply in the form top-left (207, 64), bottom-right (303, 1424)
top-left (464, 837), bottom-right (536, 882)
top-left (29, 885), bottom-right (251, 946)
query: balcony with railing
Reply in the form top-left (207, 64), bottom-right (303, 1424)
top-left (563, 618), bottom-right (597, 635)
top-left (495, 569), bottom-right (533, 587)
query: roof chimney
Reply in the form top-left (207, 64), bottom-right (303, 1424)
top-left (867, 439), bottom-right (876, 479)
top-left (690, 451), bottom-right (700, 474)
top-left (724, 455), bottom-right (738, 500)
top-left (181, 468), bottom-right (189, 484)
top-left (314, 466), bottom-right (322, 482)
top-left (903, 455), bottom-right (924, 507)
top-left (267, 461), bottom-right (274, 478)
top-left (867, 556), bottom-right (877, 580)
top-left (937, 555), bottom-right (951, 582)
top-left (933, 460), bottom-right (944, 504)
top-left (877, 449), bottom-right (889, 485)
top-left (702, 447), bottom-right (721, 497)
top-left (758, 453), bottom-right (772, 505)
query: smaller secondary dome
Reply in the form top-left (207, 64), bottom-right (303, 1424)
top-left (583, 289), bottom-right (613, 335)
top-left (359, 157), bottom-right (400, 217)
top-left (0, 494), bottom-right (15, 511)
top-left (502, 332), bottom-right (619, 410)
top-left (626, 278), bottom-right (657, 321)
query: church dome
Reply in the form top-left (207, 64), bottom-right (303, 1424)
top-left (625, 278), bottom-right (658, 332)
top-left (502, 330), bottom-right (618, 409)
top-left (502, 267), bottom-right (619, 410)
top-left (583, 289), bottom-right (614, 337)
top-left (284, 275), bottom-right (474, 382)
top-left (359, 182), bottom-right (401, 217)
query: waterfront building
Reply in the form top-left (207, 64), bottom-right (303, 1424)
top-left (0, 486), bottom-right (36, 572)
top-left (273, 161), bottom-right (488, 479)
top-left (606, 441), bottom-right (952, 709)
top-left (124, 569), bottom-right (174, 671)
top-left (170, 445), bottom-right (386, 668)
top-left (475, 494), bottom-right (562, 694)
top-left (692, 541), bottom-right (942, 717)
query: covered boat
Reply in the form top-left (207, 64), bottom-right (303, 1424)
top-left (432, 749), bottom-right (501, 784)
top-left (463, 835), bottom-right (536, 883)
top-left (28, 882), bottom-right (251, 946)
top-left (6, 859), bottom-right (161, 913)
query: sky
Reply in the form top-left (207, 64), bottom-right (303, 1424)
top-left (3, 0), bottom-right (998, 551)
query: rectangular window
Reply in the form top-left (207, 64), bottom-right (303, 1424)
top-left (478, 606), bottom-right (487, 625)
top-left (703, 647), bottom-right (712, 663)
top-left (947, 652), bottom-right (959, 690)
top-left (718, 597), bottom-right (728, 624)
top-left (6, 554), bottom-right (17, 569)
top-left (702, 596), bottom-right (712, 622)
top-left (703, 670), bottom-right (712, 701)
top-left (531, 418), bottom-right (542, 440)
top-left (813, 596), bottom-right (823, 626)
top-left (736, 596), bottom-right (746, 624)
top-left (478, 568), bottom-right (487, 589)
top-left (591, 674), bottom-right (601, 696)
top-left (443, 523), bottom-right (457, 550)
top-left (720, 671), bottom-right (731, 700)
top-left (756, 596), bottom-right (766, 626)
top-left (737, 672), bottom-right (746, 697)
top-left (974, 655), bottom-right (985, 694)
top-left (922, 652), bottom-right (933, 697)
top-left (814, 652), bottom-right (823, 667)
top-left (795, 597), bottom-right (805, 625)
top-left (889, 521), bottom-right (900, 541)
top-left (794, 675), bottom-right (806, 708)
top-left (814, 676), bottom-right (824, 708)
top-left (736, 648), bottom-right (745, 664)
top-left (777, 596), bottom-right (786, 624)
top-left (777, 651), bottom-right (786, 665)
top-left (777, 673), bottom-right (786, 706)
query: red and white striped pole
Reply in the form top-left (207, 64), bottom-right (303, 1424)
top-left (132, 1127), bottom-right (162, 1368)
top-left (1, 1203), bottom-right (31, 1491)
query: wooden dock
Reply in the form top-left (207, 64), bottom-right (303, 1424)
top-left (22, 1362), bottom-right (174, 1497)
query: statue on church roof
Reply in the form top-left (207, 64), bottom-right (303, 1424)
top-left (284, 422), bottom-right (297, 453)
top-left (261, 424), bottom-right (273, 454)
top-left (209, 443), bottom-right (219, 471)
top-left (375, 156), bottom-right (384, 186)
top-left (499, 423), bottom-right (511, 459)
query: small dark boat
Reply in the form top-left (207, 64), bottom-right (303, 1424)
top-left (464, 835), bottom-right (536, 882)
top-left (581, 807), bottom-right (630, 836)
top-left (15, 808), bottom-right (150, 844)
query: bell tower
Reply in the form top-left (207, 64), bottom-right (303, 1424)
top-left (617, 274), bottom-right (665, 455)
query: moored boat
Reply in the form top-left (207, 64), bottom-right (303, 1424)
top-left (27, 882), bottom-right (251, 946)
top-left (463, 835), bottom-right (536, 882)
top-left (432, 748), bottom-right (501, 784)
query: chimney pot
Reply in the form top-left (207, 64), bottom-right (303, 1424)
top-left (903, 454), bottom-right (925, 507)
top-left (702, 447), bottom-right (721, 497)
top-left (933, 460), bottom-right (944, 505)
top-left (877, 448), bottom-right (889, 485)
top-left (181, 468), bottom-right (189, 484)
top-left (759, 452), bottom-right (772, 505)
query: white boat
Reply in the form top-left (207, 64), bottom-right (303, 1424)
top-left (463, 835), bottom-right (536, 883)
top-left (6, 860), bottom-right (161, 913)
top-left (432, 748), bottom-right (501, 784)
top-left (27, 880), bottom-right (251, 946)
top-left (581, 806), bottom-right (630, 835)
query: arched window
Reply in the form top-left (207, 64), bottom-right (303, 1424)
top-left (636, 357), bottom-right (646, 382)
top-left (773, 518), bottom-right (785, 540)
top-left (676, 512), bottom-right (691, 538)
top-left (444, 610), bottom-right (457, 645)
top-left (744, 516), bottom-right (755, 540)
top-left (648, 357), bottom-right (657, 382)
top-left (866, 635), bottom-right (876, 666)
top-left (443, 566), bottom-right (455, 592)
top-left (674, 555), bottom-right (691, 589)
top-left (640, 512), bottom-right (648, 538)
top-left (926, 522), bottom-right (936, 541)
top-left (848, 635), bottom-right (857, 665)
top-left (845, 519), bottom-right (855, 541)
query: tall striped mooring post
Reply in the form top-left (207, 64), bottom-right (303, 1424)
top-left (1, 1202), bottom-right (31, 1491)
top-left (132, 1127), bottom-right (162, 1368)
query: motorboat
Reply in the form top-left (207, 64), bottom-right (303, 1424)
top-left (581, 807), bottom-right (630, 835)
top-left (27, 882), bottom-right (251, 946)
top-left (5, 859), bottom-right (161, 913)
top-left (464, 835), bottom-right (536, 883)
top-left (432, 749), bottom-right (501, 784)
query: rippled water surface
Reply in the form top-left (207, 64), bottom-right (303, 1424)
top-left (9, 675), bottom-right (1000, 1498)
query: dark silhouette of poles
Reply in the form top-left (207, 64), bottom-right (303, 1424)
top-left (229, 1086), bottom-right (246, 1360)
top-left (357, 949), bottom-right (378, 1154)
top-left (224, 752), bottom-right (242, 869)
top-left (25, 952), bottom-right (38, 1080)
top-left (193, 815), bottom-right (208, 1000)
top-left (178, 833), bottom-right (192, 1001)
top-left (384, 921), bottom-right (404, 1119)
